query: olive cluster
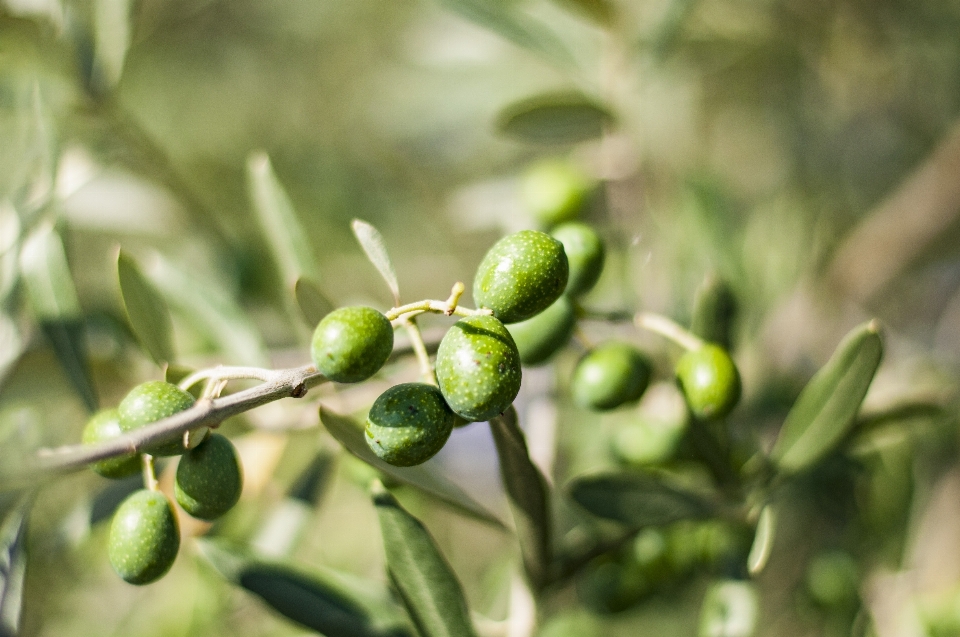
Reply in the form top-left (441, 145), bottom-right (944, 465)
top-left (82, 381), bottom-right (243, 585)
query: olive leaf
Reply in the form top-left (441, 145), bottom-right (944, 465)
top-left (372, 484), bottom-right (478, 637)
top-left (117, 249), bottom-right (175, 366)
top-left (496, 92), bottom-right (614, 145)
top-left (351, 219), bottom-right (400, 305)
top-left (19, 221), bottom-right (98, 412)
top-left (319, 406), bottom-right (503, 527)
top-left (549, 0), bottom-right (615, 26)
top-left (699, 580), bottom-right (759, 637)
top-left (691, 274), bottom-right (738, 350)
top-left (294, 276), bottom-right (335, 327)
top-left (0, 496), bottom-right (31, 637)
top-left (568, 471), bottom-right (715, 527)
top-left (198, 539), bottom-right (411, 637)
top-left (770, 321), bottom-right (884, 474)
top-left (91, 0), bottom-right (134, 91)
top-left (489, 406), bottom-right (552, 590)
top-left (746, 505), bottom-right (775, 576)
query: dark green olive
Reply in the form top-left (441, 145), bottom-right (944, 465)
top-left (521, 159), bottom-right (592, 226)
top-left (472, 230), bottom-right (568, 324)
top-left (506, 295), bottom-right (576, 365)
top-left (175, 433), bottom-right (243, 520)
top-left (311, 306), bottom-right (393, 383)
top-left (435, 315), bottom-right (522, 422)
top-left (365, 383), bottom-right (455, 467)
top-left (675, 344), bottom-right (741, 420)
top-left (107, 489), bottom-right (180, 585)
top-left (82, 409), bottom-right (141, 479)
top-left (118, 381), bottom-right (196, 456)
top-left (550, 222), bottom-right (605, 297)
top-left (571, 342), bottom-right (652, 411)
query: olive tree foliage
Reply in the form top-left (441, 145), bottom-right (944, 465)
top-left (1, 0), bottom-right (960, 636)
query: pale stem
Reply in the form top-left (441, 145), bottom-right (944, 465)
top-left (386, 293), bottom-right (491, 322)
top-left (178, 366), bottom-right (277, 391)
top-left (142, 454), bottom-right (158, 491)
top-left (401, 318), bottom-right (437, 386)
top-left (634, 312), bottom-right (705, 351)
top-left (443, 281), bottom-right (465, 315)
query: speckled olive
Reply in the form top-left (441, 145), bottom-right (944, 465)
top-left (365, 383), bottom-right (455, 467)
top-left (472, 230), bottom-right (568, 324)
top-left (310, 306), bottom-right (394, 383)
top-left (107, 490), bottom-right (180, 585)
top-left (572, 342), bottom-right (652, 411)
top-left (521, 159), bottom-right (592, 226)
top-left (675, 344), bottom-right (741, 420)
top-left (435, 315), bottom-right (522, 422)
top-left (551, 222), bottom-right (605, 297)
top-left (118, 381), bottom-right (196, 456)
top-left (175, 433), bottom-right (243, 520)
top-left (82, 409), bottom-right (141, 479)
top-left (506, 295), bottom-right (576, 366)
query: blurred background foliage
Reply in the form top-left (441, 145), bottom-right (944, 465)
top-left (1, 0), bottom-right (960, 635)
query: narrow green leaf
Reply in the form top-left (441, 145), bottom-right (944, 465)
top-left (0, 203), bottom-right (21, 303)
top-left (771, 321), bottom-right (884, 473)
top-left (117, 249), bottom-right (175, 366)
top-left (295, 276), bottom-right (335, 327)
top-left (699, 580), bottom-right (759, 637)
top-left (247, 152), bottom-right (321, 286)
top-left (568, 471), bottom-right (715, 527)
top-left (691, 274), bottom-right (738, 350)
top-left (320, 407), bottom-right (503, 527)
top-left (0, 496), bottom-right (31, 637)
top-left (39, 321), bottom-right (98, 412)
top-left (351, 219), bottom-right (400, 305)
top-left (372, 484), bottom-right (477, 637)
top-left (489, 407), bottom-right (551, 589)
top-left (550, 0), bottom-right (615, 26)
top-left (746, 506), bottom-right (775, 576)
top-left (496, 92), bottom-right (614, 145)
top-left (198, 539), bottom-right (411, 637)
top-left (92, 0), bottom-right (133, 91)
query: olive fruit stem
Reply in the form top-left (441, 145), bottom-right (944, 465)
top-left (178, 366), bottom-right (278, 391)
top-left (386, 293), bottom-right (492, 323)
top-left (401, 317), bottom-right (438, 386)
top-left (634, 312), bottom-right (705, 351)
top-left (141, 454), bottom-right (158, 491)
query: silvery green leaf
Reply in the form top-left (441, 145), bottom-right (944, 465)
top-left (92, 0), bottom-right (133, 91)
top-left (746, 506), bottom-right (775, 576)
top-left (351, 219), bottom-right (400, 305)
top-left (569, 471), bottom-right (715, 527)
top-left (294, 276), bottom-right (335, 327)
top-left (117, 249), bottom-right (175, 366)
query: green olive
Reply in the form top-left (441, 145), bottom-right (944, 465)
top-left (107, 489), bottom-right (180, 585)
top-left (550, 222), bottom-right (605, 297)
top-left (675, 344), bottom-right (741, 420)
top-left (365, 383), bottom-right (455, 467)
top-left (473, 230), bottom-right (568, 324)
top-left (82, 409), bottom-right (141, 479)
top-left (175, 433), bottom-right (243, 520)
top-left (311, 306), bottom-right (394, 383)
top-left (521, 159), bottom-right (592, 226)
top-left (571, 342), bottom-right (652, 411)
top-left (435, 315), bottom-right (522, 422)
top-left (118, 381), bottom-right (196, 456)
top-left (506, 295), bottom-right (576, 366)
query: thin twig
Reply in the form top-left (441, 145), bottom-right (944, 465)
top-left (401, 318), bottom-right (437, 386)
top-left (178, 366), bottom-right (277, 391)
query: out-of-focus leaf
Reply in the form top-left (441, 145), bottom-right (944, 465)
top-left (19, 221), bottom-right (98, 411)
top-left (691, 274), bottom-right (738, 350)
top-left (489, 407), bottom-right (551, 589)
top-left (288, 448), bottom-right (337, 504)
top-left (0, 203), bottom-right (20, 303)
top-left (771, 321), bottom-right (884, 473)
top-left (372, 484), bottom-right (477, 637)
top-left (295, 276), bottom-right (335, 327)
top-left (550, 0), bottom-right (614, 26)
top-left (319, 407), bottom-right (503, 527)
top-left (0, 496), bottom-right (31, 637)
top-left (651, 0), bottom-right (700, 60)
top-left (699, 580), bottom-right (758, 637)
top-left (496, 92), bottom-right (613, 145)
top-left (117, 249), bottom-right (175, 366)
top-left (145, 253), bottom-right (269, 367)
top-left (198, 539), bottom-right (411, 637)
top-left (247, 152), bottom-right (321, 287)
top-left (89, 474), bottom-right (143, 525)
top-left (0, 313), bottom-right (22, 389)
top-left (351, 219), bottom-right (400, 305)
top-left (569, 472), bottom-right (715, 527)
top-left (746, 506), bottom-right (774, 576)
top-left (92, 0), bottom-right (133, 92)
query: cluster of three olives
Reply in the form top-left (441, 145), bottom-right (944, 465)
top-left (83, 381), bottom-right (243, 584)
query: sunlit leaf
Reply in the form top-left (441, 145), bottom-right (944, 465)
top-left (117, 249), bottom-right (175, 366)
top-left (92, 0), bottom-right (133, 92)
top-left (489, 407), bottom-right (551, 589)
top-left (496, 92), bottom-right (613, 145)
top-left (198, 539), bottom-right (411, 637)
top-left (746, 506), bottom-right (774, 576)
top-left (372, 484), bottom-right (477, 637)
top-left (569, 471), bottom-right (715, 527)
top-left (699, 580), bottom-right (758, 637)
top-left (0, 496), bottom-right (31, 637)
top-left (771, 321), bottom-right (884, 473)
top-left (319, 407), bottom-right (503, 527)
top-left (351, 219), bottom-right (400, 305)
top-left (295, 276), bottom-right (335, 327)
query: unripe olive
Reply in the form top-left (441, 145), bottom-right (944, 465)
top-left (365, 383), bottom-right (455, 467)
top-left (107, 489), bottom-right (180, 585)
top-left (521, 159), bottom-right (592, 226)
top-left (118, 381), bottom-right (196, 456)
top-left (550, 222), bottom-right (605, 297)
top-left (473, 230), bottom-right (568, 324)
top-left (82, 409), bottom-right (141, 479)
top-left (675, 344), bottom-right (741, 420)
top-left (435, 315), bottom-right (522, 422)
top-left (571, 342), bottom-right (652, 411)
top-left (310, 306), bottom-right (394, 383)
top-left (506, 295), bottom-right (576, 366)
top-left (175, 433), bottom-right (243, 520)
